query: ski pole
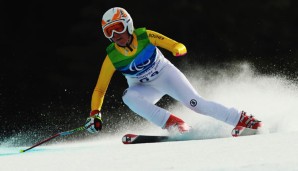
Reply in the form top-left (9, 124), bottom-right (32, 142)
top-left (20, 126), bottom-right (86, 153)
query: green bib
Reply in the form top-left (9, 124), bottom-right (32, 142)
top-left (106, 27), bottom-right (152, 70)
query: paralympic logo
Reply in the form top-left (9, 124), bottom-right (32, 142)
top-left (129, 55), bottom-right (157, 72)
top-left (129, 59), bottom-right (152, 71)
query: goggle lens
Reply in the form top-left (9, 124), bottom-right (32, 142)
top-left (103, 22), bottom-right (126, 38)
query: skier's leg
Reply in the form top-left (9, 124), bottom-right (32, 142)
top-left (122, 85), bottom-right (171, 127)
top-left (157, 64), bottom-right (241, 126)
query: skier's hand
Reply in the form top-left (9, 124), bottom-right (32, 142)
top-left (172, 43), bottom-right (187, 57)
top-left (85, 110), bottom-right (103, 133)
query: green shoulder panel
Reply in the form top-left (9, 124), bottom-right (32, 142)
top-left (135, 27), bottom-right (149, 44)
top-left (135, 28), bottom-right (147, 39)
top-left (106, 43), bottom-right (115, 54)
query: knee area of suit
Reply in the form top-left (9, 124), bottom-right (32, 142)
top-left (122, 89), bottom-right (140, 105)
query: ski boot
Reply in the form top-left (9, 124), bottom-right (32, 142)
top-left (232, 111), bottom-right (262, 137)
top-left (164, 114), bottom-right (190, 134)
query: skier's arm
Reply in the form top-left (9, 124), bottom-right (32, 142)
top-left (146, 30), bottom-right (187, 56)
top-left (85, 56), bottom-right (115, 134)
top-left (91, 56), bottom-right (116, 111)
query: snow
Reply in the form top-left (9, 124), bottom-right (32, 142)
top-left (1, 132), bottom-right (298, 171)
top-left (1, 63), bottom-right (298, 171)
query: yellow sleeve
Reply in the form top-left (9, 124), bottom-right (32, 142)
top-left (147, 30), bottom-right (187, 56)
top-left (91, 56), bottom-right (116, 111)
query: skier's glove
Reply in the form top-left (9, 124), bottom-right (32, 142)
top-left (172, 43), bottom-right (187, 57)
top-left (85, 110), bottom-right (103, 133)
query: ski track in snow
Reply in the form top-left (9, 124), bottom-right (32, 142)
top-left (1, 63), bottom-right (298, 171)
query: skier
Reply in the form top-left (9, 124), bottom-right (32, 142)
top-left (84, 7), bottom-right (262, 136)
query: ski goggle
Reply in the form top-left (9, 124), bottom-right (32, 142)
top-left (103, 21), bottom-right (127, 39)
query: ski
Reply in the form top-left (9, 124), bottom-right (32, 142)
top-left (123, 127), bottom-right (262, 144)
top-left (122, 134), bottom-right (171, 144)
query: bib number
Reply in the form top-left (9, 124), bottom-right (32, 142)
top-left (139, 71), bottom-right (159, 83)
